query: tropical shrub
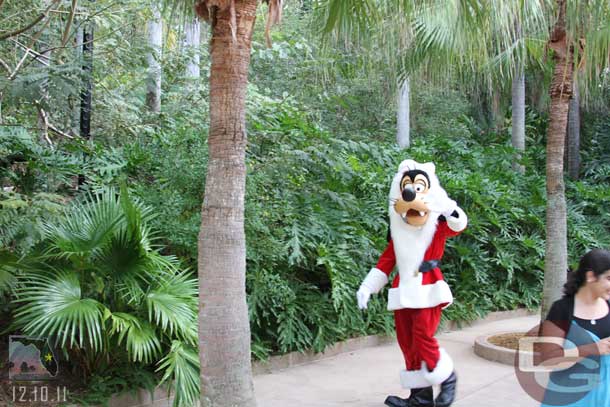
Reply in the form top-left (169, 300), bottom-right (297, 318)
top-left (5, 188), bottom-right (199, 406)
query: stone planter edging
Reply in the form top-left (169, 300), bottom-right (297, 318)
top-left (474, 332), bottom-right (522, 366)
top-left (252, 307), bottom-right (538, 375)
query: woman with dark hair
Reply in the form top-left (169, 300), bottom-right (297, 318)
top-left (539, 249), bottom-right (610, 406)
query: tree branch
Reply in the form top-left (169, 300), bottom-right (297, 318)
top-left (0, 57), bottom-right (11, 75)
top-left (8, 13), bottom-right (53, 79)
top-left (48, 122), bottom-right (74, 139)
top-left (34, 101), bottom-right (74, 147)
top-left (61, 0), bottom-right (78, 48)
top-left (0, 0), bottom-right (60, 41)
top-left (9, 49), bottom-right (31, 80)
top-left (10, 39), bottom-right (50, 65)
top-left (39, 20), bottom-right (131, 55)
top-left (35, 103), bottom-right (54, 149)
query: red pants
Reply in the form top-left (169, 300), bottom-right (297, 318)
top-left (394, 305), bottom-right (442, 371)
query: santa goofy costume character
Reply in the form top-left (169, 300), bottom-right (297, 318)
top-left (357, 160), bottom-right (467, 407)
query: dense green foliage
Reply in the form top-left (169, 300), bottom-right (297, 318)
top-left (2, 187), bottom-right (199, 405)
top-left (132, 89), bottom-right (610, 354)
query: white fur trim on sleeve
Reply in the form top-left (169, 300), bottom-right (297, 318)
top-left (361, 268), bottom-right (389, 294)
top-left (400, 367), bottom-right (430, 389)
top-left (446, 206), bottom-right (467, 232)
top-left (423, 348), bottom-right (454, 385)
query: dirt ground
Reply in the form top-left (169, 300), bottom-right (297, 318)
top-left (487, 332), bottom-right (526, 351)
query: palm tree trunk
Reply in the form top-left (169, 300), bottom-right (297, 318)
top-left (146, 3), bottom-right (162, 113)
top-left (567, 77), bottom-right (580, 180)
top-left (542, 0), bottom-right (572, 318)
top-left (184, 17), bottom-right (201, 81)
top-left (37, 0), bottom-right (54, 145)
top-left (197, 1), bottom-right (258, 406)
top-left (511, 70), bottom-right (525, 174)
top-left (396, 78), bottom-right (410, 148)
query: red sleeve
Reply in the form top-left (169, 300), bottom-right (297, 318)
top-left (437, 219), bottom-right (462, 238)
top-left (375, 240), bottom-right (396, 276)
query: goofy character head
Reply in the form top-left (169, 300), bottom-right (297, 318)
top-left (389, 160), bottom-right (445, 228)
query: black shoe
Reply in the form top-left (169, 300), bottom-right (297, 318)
top-left (384, 395), bottom-right (409, 407)
top-left (385, 387), bottom-right (434, 407)
top-left (435, 371), bottom-right (457, 407)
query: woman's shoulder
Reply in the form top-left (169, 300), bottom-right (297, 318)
top-left (545, 296), bottom-right (574, 321)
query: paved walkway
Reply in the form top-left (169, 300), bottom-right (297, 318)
top-left (254, 315), bottom-right (542, 407)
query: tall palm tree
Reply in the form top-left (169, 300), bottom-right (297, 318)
top-left (183, 17), bottom-right (201, 81)
top-left (169, 0), bottom-right (282, 405)
top-left (396, 78), bottom-right (410, 148)
top-left (511, 21), bottom-right (526, 174)
top-left (542, 0), bottom-right (572, 315)
top-left (318, 1), bottom-right (415, 148)
top-left (541, 0), bottom-right (610, 315)
top-left (146, 3), bottom-right (163, 113)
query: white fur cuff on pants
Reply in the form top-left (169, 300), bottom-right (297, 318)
top-left (361, 268), bottom-right (388, 294)
top-left (423, 348), bottom-right (454, 385)
top-left (400, 366), bottom-right (430, 389)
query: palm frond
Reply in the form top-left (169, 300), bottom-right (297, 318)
top-left (13, 271), bottom-right (105, 352)
top-left (42, 189), bottom-right (122, 259)
top-left (115, 276), bottom-right (148, 306)
top-left (145, 270), bottom-right (198, 342)
top-left (108, 312), bottom-right (162, 363)
top-left (119, 184), bottom-right (157, 252)
top-left (91, 226), bottom-right (151, 282)
top-left (157, 340), bottom-right (200, 407)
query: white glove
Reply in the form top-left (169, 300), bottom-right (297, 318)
top-left (423, 191), bottom-right (457, 217)
top-left (357, 286), bottom-right (371, 310)
top-left (357, 268), bottom-right (388, 310)
top-left (441, 198), bottom-right (458, 218)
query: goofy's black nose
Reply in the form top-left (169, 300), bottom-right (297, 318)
top-left (402, 185), bottom-right (416, 202)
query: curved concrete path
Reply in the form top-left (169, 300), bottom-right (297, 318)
top-left (254, 315), bottom-right (542, 407)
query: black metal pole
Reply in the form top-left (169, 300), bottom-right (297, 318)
top-left (78, 13), bottom-right (93, 186)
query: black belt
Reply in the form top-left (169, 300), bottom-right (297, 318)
top-left (419, 259), bottom-right (441, 273)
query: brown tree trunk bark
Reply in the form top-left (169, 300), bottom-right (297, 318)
top-left (542, 0), bottom-right (573, 318)
top-left (197, 1), bottom-right (259, 406)
top-left (567, 77), bottom-right (580, 180)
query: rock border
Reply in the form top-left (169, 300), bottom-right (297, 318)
top-left (474, 330), bottom-right (538, 366)
top-left (253, 307), bottom-right (539, 375)
top-left (474, 332), bottom-right (521, 366)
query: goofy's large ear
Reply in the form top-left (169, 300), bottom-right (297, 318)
top-left (420, 162), bottom-right (436, 175)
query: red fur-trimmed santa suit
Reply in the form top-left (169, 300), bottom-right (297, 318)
top-left (357, 160), bottom-right (467, 406)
